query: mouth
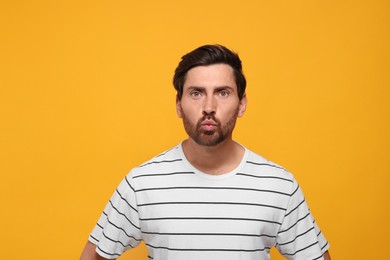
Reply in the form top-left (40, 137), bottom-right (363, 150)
top-left (200, 120), bottom-right (218, 131)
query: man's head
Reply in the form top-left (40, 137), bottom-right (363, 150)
top-left (173, 44), bottom-right (246, 100)
top-left (174, 45), bottom-right (247, 147)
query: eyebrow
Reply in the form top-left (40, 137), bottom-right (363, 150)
top-left (186, 86), bottom-right (235, 91)
top-left (214, 86), bottom-right (235, 91)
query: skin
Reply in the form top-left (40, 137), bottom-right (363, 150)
top-left (324, 251), bottom-right (331, 260)
top-left (80, 63), bottom-right (331, 259)
top-left (80, 241), bottom-right (108, 260)
top-left (176, 64), bottom-right (247, 174)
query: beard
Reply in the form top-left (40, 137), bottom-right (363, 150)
top-left (182, 109), bottom-right (239, 146)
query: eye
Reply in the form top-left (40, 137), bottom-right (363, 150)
top-left (218, 90), bottom-right (230, 97)
top-left (190, 90), bottom-right (202, 98)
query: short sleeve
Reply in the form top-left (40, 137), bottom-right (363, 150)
top-left (88, 174), bottom-right (143, 259)
top-left (275, 178), bottom-right (330, 259)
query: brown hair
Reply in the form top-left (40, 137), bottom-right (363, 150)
top-left (173, 44), bottom-right (246, 100)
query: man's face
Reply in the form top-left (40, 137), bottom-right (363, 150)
top-left (176, 64), bottom-right (247, 146)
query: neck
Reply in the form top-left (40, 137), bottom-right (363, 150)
top-left (182, 137), bottom-right (245, 175)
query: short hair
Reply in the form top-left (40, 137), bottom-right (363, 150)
top-left (173, 44), bottom-right (246, 100)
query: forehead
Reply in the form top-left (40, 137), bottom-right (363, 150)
top-left (184, 64), bottom-right (236, 88)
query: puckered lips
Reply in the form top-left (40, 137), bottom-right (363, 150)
top-left (200, 119), bottom-right (218, 132)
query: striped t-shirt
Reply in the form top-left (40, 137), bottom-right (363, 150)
top-left (89, 143), bottom-right (329, 259)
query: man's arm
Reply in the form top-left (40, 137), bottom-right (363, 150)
top-left (324, 250), bottom-right (331, 260)
top-left (80, 241), bottom-right (113, 260)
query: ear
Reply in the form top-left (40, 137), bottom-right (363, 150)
top-left (176, 96), bottom-right (183, 118)
top-left (238, 93), bottom-right (247, 117)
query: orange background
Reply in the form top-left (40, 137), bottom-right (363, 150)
top-left (1, 1), bottom-right (389, 259)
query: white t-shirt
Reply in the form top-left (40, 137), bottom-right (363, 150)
top-left (89, 143), bottom-right (329, 259)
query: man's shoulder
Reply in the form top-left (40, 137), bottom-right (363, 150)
top-left (243, 147), bottom-right (294, 181)
top-left (129, 143), bottom-right (184, 176)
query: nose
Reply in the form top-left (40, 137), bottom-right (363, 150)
top-left (203, 95), bottom-right (216, 115)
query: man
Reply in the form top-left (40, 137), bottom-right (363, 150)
top-left (81, 44), bottom-right (331, 259)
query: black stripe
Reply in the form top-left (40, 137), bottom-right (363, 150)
top-left (90, 234), bottom-right (99, 243)
top-left (246, 161), bottom-right (285, 170)
top-left (285, 199), bottom-right (306, 217)
top-left (277, 226), bottom-right (315, 246)
top-left (237, 173), bottom-right (292, 183)
top-left (97, 246), bottom-right (121, 257)
top-left (115, 189), bottom-right (138, 213)
top-left (291, 185), bottom-right (299, 196)
top-left (321, 241), bottom-right (329, 250)
top-left (138, 201), bottom-right (286, 211)
top-left (278, 212), bottom-right (311, 234)
top-left (133, 171), bottom-right (195, 179)
top-left (103, 212), bottom-right (142, 240)
top-left (139, 216), bottom-right (282, 225)
top-left (283, 241), bottom-right (319, 256)
top-left (139, 159), bottom-right (182, 167)
top-left (135, 186), bottom-right (290, 196)
top-left (102, 231), bottom-right (136, 249)
top-left (313, 254), bottom-right (324, 260)
top-left (146, 243), bottom-right (271, 252)
top-left (108, 200), bottom-right (141, 230)
top-left (124, 176), bottom-right (136, 193)
top-left (142, 230), bottom-right (276, 238)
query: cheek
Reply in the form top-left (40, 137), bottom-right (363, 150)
top-left (221, 104), bottom-right (240, 117)
top-left (180, 102), bottom-right (201, 117)
top-left (177, 101), bottom-right (196, 119)
top-left (182, 108), bottom-right (199, 122)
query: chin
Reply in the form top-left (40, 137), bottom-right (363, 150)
top-left (193, 134), bottom-right (226, 147)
